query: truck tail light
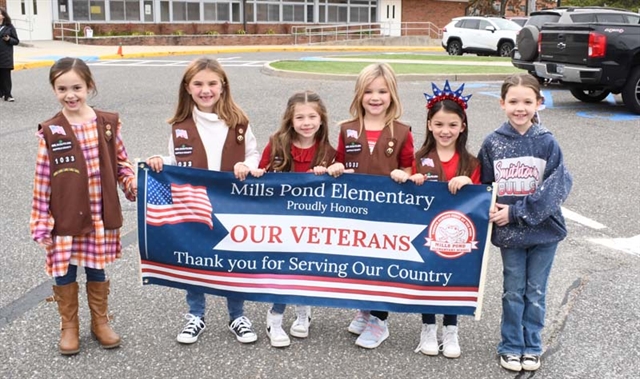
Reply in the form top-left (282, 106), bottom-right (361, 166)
top-left (588, 32), bottom-right (606, 58)
top-left (537, 32), bottom-right (542, 54)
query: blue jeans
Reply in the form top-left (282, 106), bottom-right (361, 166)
top-left (498, 242), bottom-right (558, 356)
top-left (186, 289), bottom-right (245, 321)
top-left (271, 303), bottom-right (286, 314)
top-left (54, 264), bottom-right (106, 285)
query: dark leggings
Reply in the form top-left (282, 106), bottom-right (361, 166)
top-left (371, 311), bottom-right (388, 321)
top-left (54, 264), bottom-right (106, 285)
top-left (422, 314), bottom-right (457, 326)
top-left (0, 68), bottom-right (12, 99)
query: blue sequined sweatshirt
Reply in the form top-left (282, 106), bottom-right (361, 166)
top-left (477, 122), bottom-right (573, 249)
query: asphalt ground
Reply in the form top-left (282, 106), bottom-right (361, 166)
top-left (1, 51), bottom-right (639, 379)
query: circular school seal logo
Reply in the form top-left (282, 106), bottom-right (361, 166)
top-left (424, 211), bottom-right (478, 259)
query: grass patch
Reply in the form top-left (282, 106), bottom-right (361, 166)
top-left (270, 61), bottom-right (521, 75)
top-left (330, 53), bottom-right (510, 62)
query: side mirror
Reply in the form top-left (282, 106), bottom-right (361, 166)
top-left (485, 26), bottom-right (496, 32)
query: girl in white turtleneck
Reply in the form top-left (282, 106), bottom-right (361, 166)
top-left (146, 57), bottom-right (260, 346)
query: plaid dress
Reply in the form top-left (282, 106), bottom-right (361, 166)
top-left (30, 118), bottom-right (136, 277)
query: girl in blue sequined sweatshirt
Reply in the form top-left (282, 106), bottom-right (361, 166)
top-left (477, 73), bottom-right (572, 373)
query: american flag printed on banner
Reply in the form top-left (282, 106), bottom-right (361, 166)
top-left (49, 125), bottom-right (66, 135)
top-left (146, 176), bottom-right (213, 228)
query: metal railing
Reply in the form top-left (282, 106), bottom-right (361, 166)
top-left (292, 21), bottom-right (442, 45)
top-left (53, 21), bottom-right (81, 44)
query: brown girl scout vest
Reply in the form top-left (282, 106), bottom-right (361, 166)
top-left (266, 136), bottom-right (338, 173)
top-left (339, 120), bottom-right (410, 175)
top-left (415, 149), bottom-right (446, 182)
top-left (171, 118), bottom-right (246, 171)
top-left (39, 110), bottom-right (123, 236)
top-left (415, 149), bottom-right (479, 182)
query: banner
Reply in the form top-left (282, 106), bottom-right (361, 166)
top-left (137, 164), bottom-right (495, 319)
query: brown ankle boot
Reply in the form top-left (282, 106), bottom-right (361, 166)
top-left (86, 280), bottom-right (121, 348)
top-left (51, 282), bottom-right (80, 355)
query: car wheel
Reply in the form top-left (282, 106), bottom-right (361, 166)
top-left (621, 66), bottom-right (640, 114)
top-left (498, 41), bottom-right (514, 57)
top-left (569, 87), bottom-right (611, 103)
top-left (447, 40), bottom-right (463, 56)
top-left (517, 25), bottom-right (540, 61)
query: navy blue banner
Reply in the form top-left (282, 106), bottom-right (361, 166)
top-left (137, 163), bottom-right (495, 318)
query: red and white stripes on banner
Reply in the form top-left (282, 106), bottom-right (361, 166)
top-left (140, 260), bottom-right (479, 307)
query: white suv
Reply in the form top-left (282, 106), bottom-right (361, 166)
top-left (442, 16), bottom-right (522, 57)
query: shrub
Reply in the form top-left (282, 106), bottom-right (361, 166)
top-left (236, 29), bottom-right (246, 35)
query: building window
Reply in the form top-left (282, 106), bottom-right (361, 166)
top-left (204, 1), bottom-right (231, 21)
top-left (72, 0), bottom-right (106, 20)
top-left (110, 0), bottom-right (141, 21)
top-left (172, 1), bottom-right (201, 21)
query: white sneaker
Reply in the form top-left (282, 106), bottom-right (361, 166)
top-left (355, 315), bottom-right (389, 349)
top-left (441, 325), bottom-right (461, 358)
top-left (414, 324), bottom-right (438, 355)
top-left (290, 305), bottom-right (311, 338)
top-left (266, 310), bottom-right (290, 347)
top-left (347, 310), bottom-right (370, 335)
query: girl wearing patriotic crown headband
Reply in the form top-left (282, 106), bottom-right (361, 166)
top-left (404, 80), bottom-right (480, 359)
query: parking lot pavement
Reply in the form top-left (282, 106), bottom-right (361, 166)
top-left (1, 50), bottom-right (639, 379)
top-left (14, 40), bottom-right (447, 70)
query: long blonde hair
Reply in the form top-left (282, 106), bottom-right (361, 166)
top-left (168, 57), bottom-right (249, 127)
top-left (268, 91), bottom-right (332, 172)
top-left (347, 63), bottom-right (402, 136)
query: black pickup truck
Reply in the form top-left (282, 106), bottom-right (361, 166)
top-left (531, 22), bottom-right (640, 114)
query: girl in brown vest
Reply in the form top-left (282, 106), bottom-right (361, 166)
top-left (326, 63), bottom-right (416, 349)
top-left (409, 81), bottom-right (479, 359)
top-left (251, 90), bottom-right (337, 347)
top-left (30, 57), bottom-right (137, 355)
top-left (146, 57), bottom-right (260, 346)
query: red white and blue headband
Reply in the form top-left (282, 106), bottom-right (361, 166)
top-left (424, 80), bottom-right (472, 110)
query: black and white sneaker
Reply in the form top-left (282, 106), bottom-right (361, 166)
top-left (500, 354), bottom-right (522, 372)
top-left (521, 354), bottom-right (541, 371)
top-left (176, 314), bottom-right (206, 344)
top-left (228, 315), bottom-right (257, 343)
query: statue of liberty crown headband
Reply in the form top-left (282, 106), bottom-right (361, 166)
top-left (424, 80), bottom-right (472, 110)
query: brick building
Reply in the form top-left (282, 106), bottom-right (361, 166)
top-left (0, 0), bottom-right (555, 42)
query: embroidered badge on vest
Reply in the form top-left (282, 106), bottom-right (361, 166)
top-left (175, 129), bottom-right (188, 139)
top-left (345, 142), bottom-right (362, 154)
top-left (425, 173), bottom-right (439, 181)
top-left (346, 129), bottom-right (358, 139)
top-left (385, 140), bottom-right (395, 157)
top-left (105, 124), bottom-right (113, 141)
top-left (49, 125), bottom-right (66, 135)
top-left (421, 157), bottom-right (435, 167)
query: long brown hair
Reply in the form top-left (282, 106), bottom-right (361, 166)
top-left (0, 8), bottom-right (12, 26)
top-left (415, 99), bottom-right (477, 177)
top-left (346, 63), bottom-right (402, 136)
top-left (49, 57), bottom-right (97, 97)
top-left (268, 91), bottom-right (332, 172)
top-left (168, 57), bottom-right (249, 127)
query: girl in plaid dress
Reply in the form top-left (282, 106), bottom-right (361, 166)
top-left (30, 57), bottom-right (137, 355)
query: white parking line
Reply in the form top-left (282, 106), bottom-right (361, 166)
top-left (562, 207), bottom-right (607, 230)
top-left (589, 235), bottom-right (640, 256)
